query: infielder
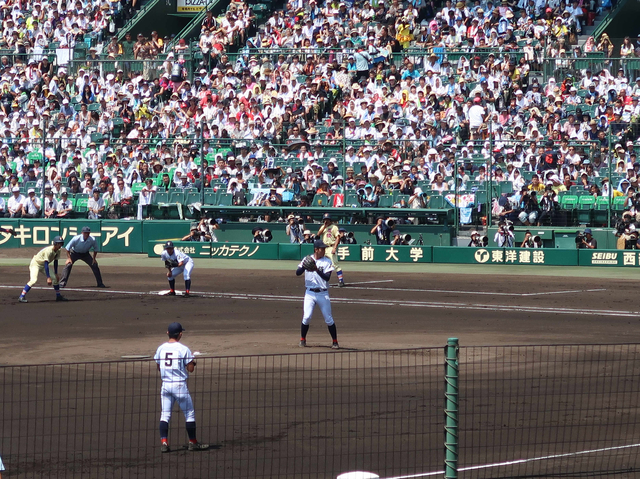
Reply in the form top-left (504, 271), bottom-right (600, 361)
top-left (154, 322), bottom-right (209, 453)
top-left (161, 241), bottom-right (193, 297)
top-left (59, 226), bottom-right (106, 288)
top-left (18, 236), bottom-right (68, 303)
top-left (317, 213), bottom-right (345, 287)
top-left (296, 239), bottom-right (339, 349)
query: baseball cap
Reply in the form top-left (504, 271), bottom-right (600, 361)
top-left (81, 226), bottom-right (91, 233)
top-left (52, 236), bottom-right (64, 244)
top-left (167, 322), bottom-right (185, 335)
top-left (164, 241), bottom-right (174, 249)
top-left (322, 213), bottom-right (332, 221)
top-left (11, 186), bottom-right (19, 192)
top-left (313, 239), bottom-right (328, 248)
top-left (27, 188), bottom-right (35, 194)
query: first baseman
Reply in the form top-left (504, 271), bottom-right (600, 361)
top-left (161, 241), bottom-right (193, 296)
top-left (154, 322), bottom-right (209, 453)
top-left (18, 236), bottom-right (68, 303)
top-left (317, 213), bottom-right (345, 287)
top-left (296, 239), bottom-right (339, 349)
top-left (59, 226), bottom-right (106, 288)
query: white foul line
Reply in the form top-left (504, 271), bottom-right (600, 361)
top-left (342, 286), bottom-right (607, 297)
top-left (384, 442), bottom-right (640, 479)
top-left (331, 280), bottom-right (394, 286)
top-left (0, 285), bottom-right (633, 317)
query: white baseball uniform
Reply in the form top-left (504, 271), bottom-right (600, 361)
top-left (161, 248), bottom-right (194, 280)
top-left (299, 256), bottom-right (335, 326)
top-left (154, 341), bottom-right (196, 423)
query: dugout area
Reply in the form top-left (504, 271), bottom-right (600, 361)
top-left (0, 257), bottom-right (640, 478)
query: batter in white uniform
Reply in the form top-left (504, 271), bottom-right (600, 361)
top-left (154, 322), bottom-right (209, 453)
top-left (160, 241), bottom-right (194, 296)
top-left (296, 239), bottom-right (339, 349)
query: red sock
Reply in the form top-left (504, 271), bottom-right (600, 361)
top-left (161, 439), bottom-right (168, 445)
top-left (189, 439), bottom-right (198, 444)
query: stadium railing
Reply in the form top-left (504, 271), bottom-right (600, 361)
top-left (1, 343), bottom-right (639, 478)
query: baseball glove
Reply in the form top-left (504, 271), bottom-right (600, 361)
top-left (301, 255), bottom-right (317, 271)
top-left (165, 259), bottom-right (179, 269)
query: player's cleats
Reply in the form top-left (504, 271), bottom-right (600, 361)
top-left (56, 295), bottom-right (69, 302)
top-left (183, 291), bottom-right (190, 297)
top-left (188, 442), bottom-right (209, 451)
top-left (96, 284), bottom-right (107, 288)
top-left (58, 282), bottom-right (66, 288)
top-left (338, 281), bottom-right (346, 288)
top-left (299, 339), bottom-right (306, 347)
top-left (18, 296), bottom-right (27, 303)
top-left (167, 291), bottom-right (176, 296)
top-left (160, 443), bottom-right (170, 453)
top-left (331, 342), bottom-right (340, 349)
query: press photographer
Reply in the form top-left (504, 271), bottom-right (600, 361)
top-left (494, 221), bottom-right (515, 247)
top-left (197, 217), bottom-right (221, 242)
top-left (339, 228), bottom-right (357, 245)
top-left (521, 230), bottom-right (543, 248)
top-left (575, 228), bottom-right (597, 249)
top-left (391, 230), bottom-right (412, 246)
top-left (301, 229), bottom-right (315, 244)
top-left (286, 214), bottom-right (304, 244)
top-left (182, 224), bottom-right (211, 242)
top-left (370, 217), bottom-right (393, 245)
top-left (468, 231), bottom-right (483, 247)
top-left (252, 227), bottom-right (273, 243)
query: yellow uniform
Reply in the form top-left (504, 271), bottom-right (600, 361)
top-left (320, 224), bottom-right (341, 272)
top-left (28, 245), bottom-right (61, 287)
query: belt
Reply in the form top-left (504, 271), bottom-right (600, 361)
top-left (307, 288), bottom-right (327, 293)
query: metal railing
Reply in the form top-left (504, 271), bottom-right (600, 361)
top-left (1, 343), bottom-right (639, 478)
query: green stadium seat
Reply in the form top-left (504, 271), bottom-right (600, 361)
top-left (577, 195), bottom-right (595, 224)
top-left (428, 194), bottom-right (445, 208)
top-left (204, 191), bottom-right (218, 205)
top-left (377, 195), bottom-right (393, 208)
top-left (311, 194), bottom-right (332, 207)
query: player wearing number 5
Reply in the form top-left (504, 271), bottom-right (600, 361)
top-left (317, 213), bottom-right (345, 287)
top-left (161, 241), bottom-right (194, 297)
top-left (154, 322), bottom-right (209, 453)
top-left (18, 236), bottom-right (68, 303)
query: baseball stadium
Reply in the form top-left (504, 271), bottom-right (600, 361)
top-left (2, 0), bottom-right (640, 476)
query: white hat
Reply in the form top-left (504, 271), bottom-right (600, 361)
top-left (27, 188), bottom-right (35, 193)
top-left (12, 186), bottom-right (19, 192)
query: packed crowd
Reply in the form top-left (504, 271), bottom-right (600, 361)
top-left (0, 0), bottom-right (638, 227)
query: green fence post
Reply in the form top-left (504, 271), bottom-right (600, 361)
top-left (444, 337), bottom-right (459, 479)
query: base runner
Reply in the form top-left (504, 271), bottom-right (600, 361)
top-left (296, 239), bottom-right (339, 349)
top-left (317, 213), bottom-right (345, 287)
top-left (18, 236), bottom-right (68, 303)
top-left (161, 241), bottom-right (194, 297)
top-left (154, 322), bottom-right (209, 453)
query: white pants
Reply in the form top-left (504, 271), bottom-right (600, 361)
top-left (160, 381), bottom-right (195, 423)
top-left (169, 260), bottom-right (194, 281)
top-left (302, 290), bottom-right (334, 326)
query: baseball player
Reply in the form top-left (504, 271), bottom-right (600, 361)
top-left (161, 241), bottom-right (193, 297)
top-left (154, 322), bottom-right (209, 453)
top-left (317, 213), bottom-right (345, 287)
top-left (296, 239), bottom-right (339, 349)
top-left (59, 226), bottom-right (106, 288)
top-left (18, 236), bottom-right (68, 303)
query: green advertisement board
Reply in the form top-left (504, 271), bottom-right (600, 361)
top-left (148, 241), bottom-right (212, 258)
top-left (579, 249), bottom-right (640, 267)
top-left (210, 242), bottom-right (278, 260)
top-left (300, 244), bottom-right (362, 262)
top-left (433, 246), bottom-right (579, 266)
top-left (360, 245), bottom-right (434, 263)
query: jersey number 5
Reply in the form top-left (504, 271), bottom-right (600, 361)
top-left (165, 352), bottom-right (173, 366)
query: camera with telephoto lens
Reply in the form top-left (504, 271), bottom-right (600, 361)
top-left (357, 188), bottom-right (366, 196)
top-left (400, 233), bottom-right (412, 244)
top-left (575, 232), bottom-right (585, 245)
top-left (261, 229), bottom-right (273, 242)
top-left (385, 218), bottom-right (395, 229)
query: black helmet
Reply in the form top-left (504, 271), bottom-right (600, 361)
top-left (53, 236), bottom-right (64, 244)
top-left (164, 241), bottom-right (174, 249)
top-left (322, 213), bottom-right (332, 221)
